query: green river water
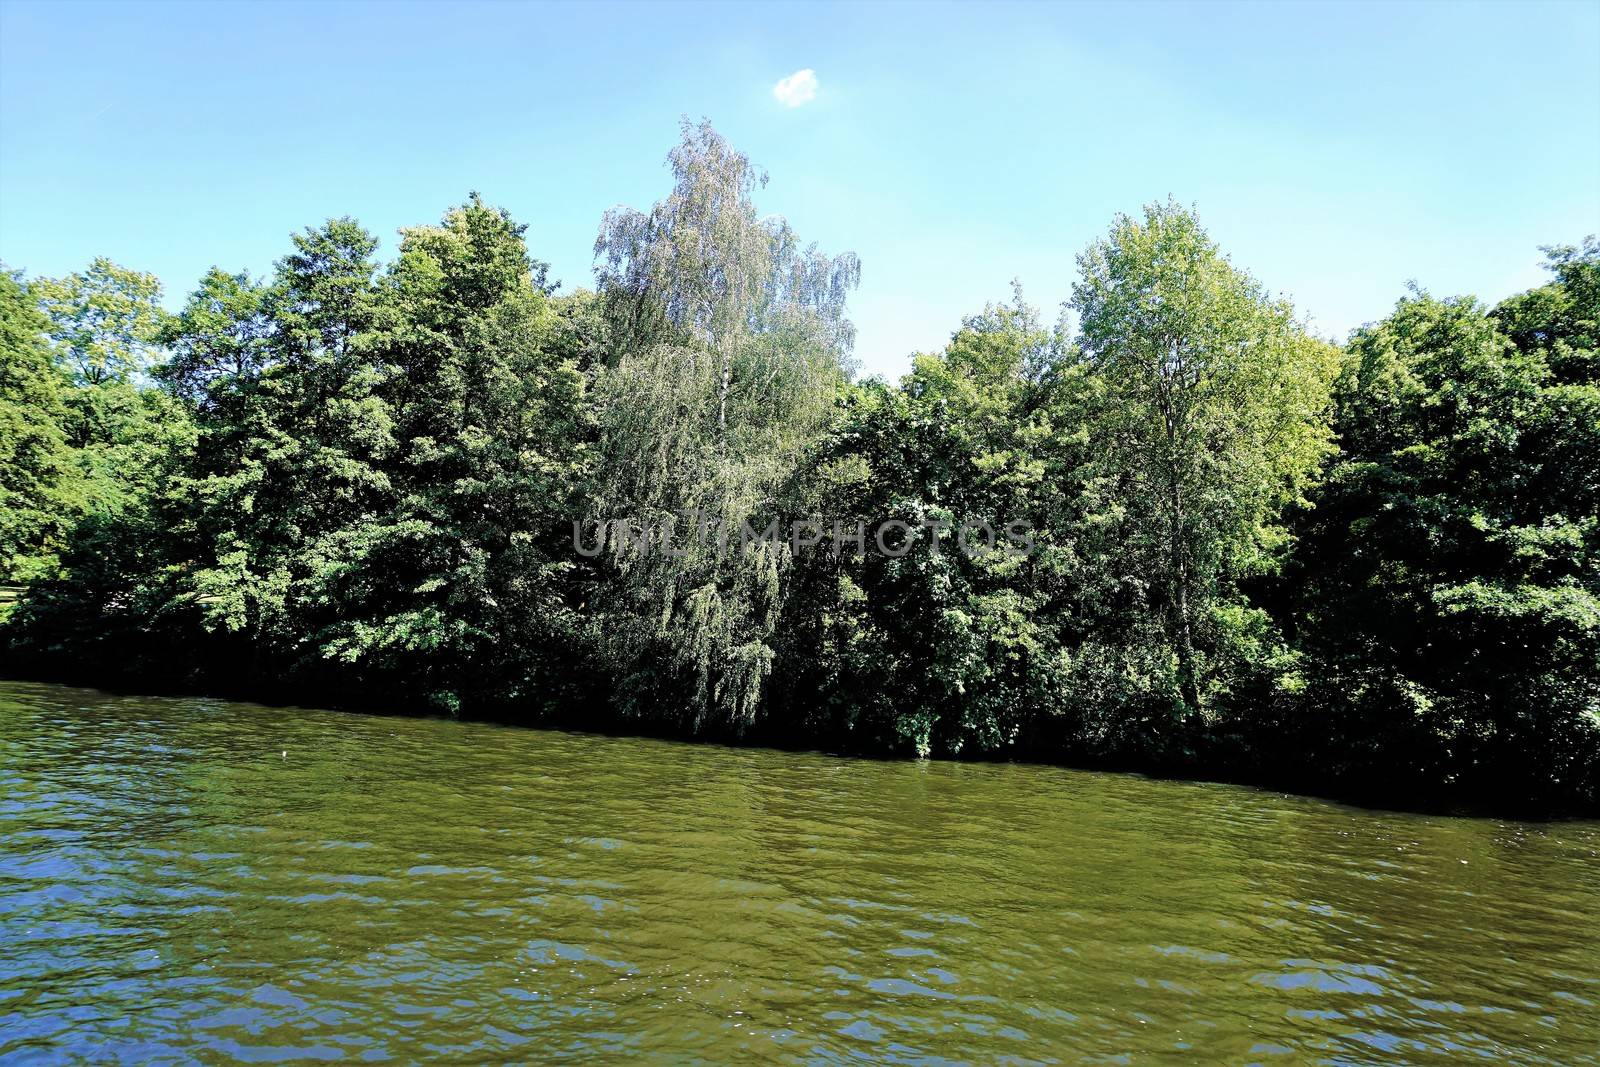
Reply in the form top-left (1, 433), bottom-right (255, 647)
top-left (1, 680), bottom-right (1597, 1063)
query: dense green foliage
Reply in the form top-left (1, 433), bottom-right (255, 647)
top-left (1, 126), bottom-right (1594, 812)
top-left (1269, 243), bottom-right (1600, 809)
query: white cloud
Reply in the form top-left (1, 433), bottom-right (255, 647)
top-left (772, 68), bottom-right (819, 108)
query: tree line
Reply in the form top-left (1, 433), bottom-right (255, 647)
top-left (2, 121), bottom-right (1596, 812)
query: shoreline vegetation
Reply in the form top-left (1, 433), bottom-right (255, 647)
top-left (2, 121), bottom-right (1596, 815)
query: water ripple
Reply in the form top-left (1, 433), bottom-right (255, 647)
top-left (2, 680), bottom-right (1598, 1062)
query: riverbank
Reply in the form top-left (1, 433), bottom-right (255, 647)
top-left (6, 659), bottom-right (1594, 821)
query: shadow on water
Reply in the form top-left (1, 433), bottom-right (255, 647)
top-left (18, 667), bottom-right (1574, 824)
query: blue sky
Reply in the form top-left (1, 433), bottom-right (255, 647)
top-left (2, 0), bottom-right (1597, 378)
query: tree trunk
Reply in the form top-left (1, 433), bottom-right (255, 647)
top-left (1170, 479), bottom-right (1200, 713)
top-left (1174, 553), bottom-right (1200, 712)
top-left (1158, 355), bottom-right (1201, 714)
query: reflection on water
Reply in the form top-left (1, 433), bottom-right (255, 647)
top-left (2, 680), bottom-right (1597, 1062)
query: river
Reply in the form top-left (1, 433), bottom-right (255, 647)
top-left (2, 680), bottom-right (1597, 1062)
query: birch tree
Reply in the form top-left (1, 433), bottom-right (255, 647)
top-left (1071, 201), bottom-right (1338, 713)
top-left (591, 120), bottom-right (860, 728)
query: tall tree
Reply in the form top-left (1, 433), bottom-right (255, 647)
top-left (1, 256), bottom-right (195, 680)
top-left (1070, 201), bottom-right (1339, 713)
top-left (773, 289), bottom-right (1070, 756)
top-left (0, 269), bottom-right (76, 581)
top-left (316, 195), bottom-right (591, 713)
top-left (183, 219), bottom-right (394, 667)
top-left (591, 120), bottom-right (860, 728)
